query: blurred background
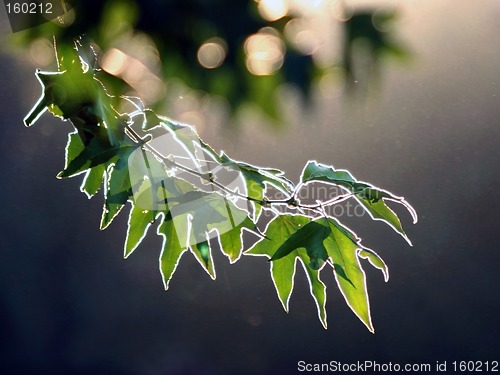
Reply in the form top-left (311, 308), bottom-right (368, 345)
top-left (1, 0), bottom-right (500, 374)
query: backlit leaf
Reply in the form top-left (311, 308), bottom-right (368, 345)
top-left (359, 247), bottom-right (389, 282)
top-left (246, 215), bottom-right (328, 328)
top-left (62, 132), bottom-right (110, 198)
top-left (317, 217), bottom-right (374, 333)
top-left (58, 136), bottom-right (134, 179)
top-left (158, 215), bottom-right (188, 291)
top-left (81, 165), bottom-right (106, 198)
top-left (301, 161), bottom-right (417, 243)
top-left (100, 157), bottom-right (133, 229)
top-left (220, 152), bottom-right (293, 221)
top-left (124, 204), bottom-right (156, 258)
top-left (216, 216), bottom-right (257, 263)
top-left (270, 220), bottom-right (330, 270)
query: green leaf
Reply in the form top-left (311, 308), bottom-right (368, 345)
top-left (63, 132), bottom-right (85, 171)
top-left (199, 139), bottom-right (223, 164)
top-left (62, 132), bottom-right (106, 197)
top-left (162, 194), bottom-right (243, 281)
top-left (270, 221), bottom-right (330, 270)
top-left (142, 109), bottom-right (162, 131)
top-left (157, 187), bottom-right (249, 283)
top-left (194, 240), bottom-right (211, 268)
top-left (359, 247), bottom-right (389, 282)
top-left (354, 190), bottom-right (416, 245)
top-left (24, 90), bottom-right (49, 127)
top-left (81, 165), bottom-right (106, 198)
top-left (128, 148), bottom-right (174, 210)
top-left (317, 217), bottom-right (374, 333)
top-left (220, 153), bottom-right (294, 221)
top-left (301, 161), bottom-right (417, 244)
top-left (299, 252), bottom-right (328, 328)
top-left (157, 179), bottom-right (250, 278)
top-left (221, 153), bottom-right (294, 195)
top-left (216, 216), bottom-right (257, 263)
top-left (301, 160), bottom-right (357, 188)
top-left (124, 204), bottom-right (156, 258)
top-left (246, 215), bottom-right (328, 328)
top-left (100, 157), bottom-right (133, 229)
top-left (47, 103), bottom-right (64, 118)
top-left (187, 195), bottom-right (251, 278)
top-left (246, 178), bottom-right (264, 221)
top-left (158, 215), bottom-right (188, 290)
top-left (24, 69), bottom-right (86, 126)
top-left (149, 116), bottom-right (202, 162)
top-left (58, 136), bottom-right (135, 179)
top-left (188, 220), bottom-right (217, 279)
top-left (37, 68), bottom-right (96, 119)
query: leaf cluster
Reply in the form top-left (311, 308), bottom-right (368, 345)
top-left (24, 43), bottom-right (416, 332)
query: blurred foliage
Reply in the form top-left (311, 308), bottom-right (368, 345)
top-left (8, 0), bottom-right (408, 124)
top-left (343, 9), bottom-right (409, 91)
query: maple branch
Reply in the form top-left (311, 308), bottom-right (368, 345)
top-left (124, 123), bottom-right (354, 218)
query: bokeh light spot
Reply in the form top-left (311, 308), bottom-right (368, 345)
top-left (257, 0), bottom-right (289, 21)
top-left (284, 18), bottom-right (321, 56)
top-left (101, 48), bottom-right (128, 75)
top-left (197, 38), bottom-right (227, 69)
top-left (102, 46), bottom-right (165, 104)
top-left (28, 38), bottom-right (54, 67)
top-left (244, 28), bottom-right (285, 76)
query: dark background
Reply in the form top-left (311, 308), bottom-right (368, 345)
top-left (1, 1), bottom-right (500, 374)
